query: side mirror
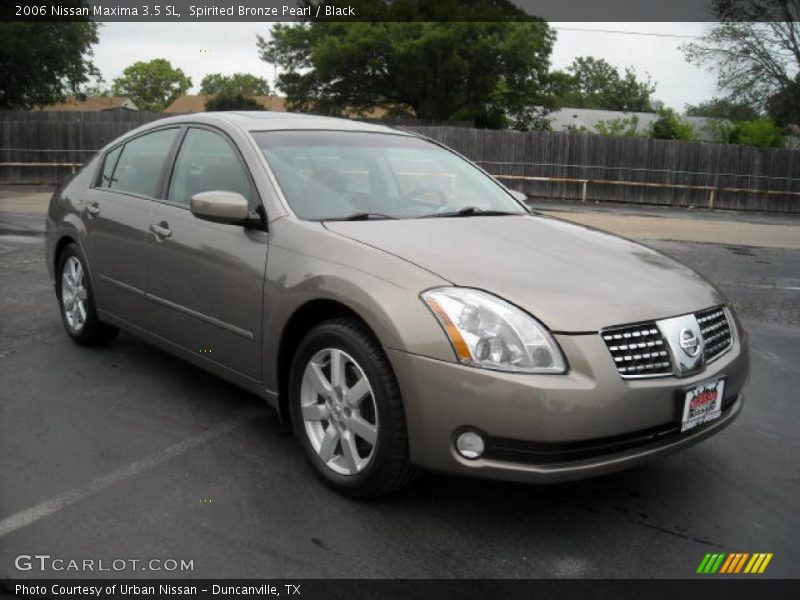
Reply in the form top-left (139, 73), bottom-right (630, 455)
top-left (190, 191), bottom-right (250, 225)
top-left (509, 190), bottom-right (527, 204)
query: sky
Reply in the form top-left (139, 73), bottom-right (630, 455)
top-left (91, 22), bottom-right (718, 111)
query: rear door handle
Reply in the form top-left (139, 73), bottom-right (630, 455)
top-left (84, 202), bottom-right (100, 218)
top-left (149, 222), bottom-right (172, 240)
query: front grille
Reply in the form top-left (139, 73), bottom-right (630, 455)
top-left (695, 306), bottom-right (733, 363)
top-left (601, 322), bottom-right (672, 378)
top-left (602, 306), bottom-right (734, 379)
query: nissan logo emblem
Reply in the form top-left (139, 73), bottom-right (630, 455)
top-left (679, 328), bottom-right (700, 357)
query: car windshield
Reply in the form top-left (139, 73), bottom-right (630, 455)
top-left (252, 130), bottom-right (527, 220)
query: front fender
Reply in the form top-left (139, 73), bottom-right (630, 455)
top-left (261, 219), bottom-right (455, 393)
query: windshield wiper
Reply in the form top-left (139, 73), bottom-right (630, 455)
top-left (426, 206), bottom-right (522, 218)
top-left (325, 212), bottom-right (398, 221)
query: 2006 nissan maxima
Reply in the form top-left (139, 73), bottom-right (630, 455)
top-left (46, 112), bottom-right (749, 498)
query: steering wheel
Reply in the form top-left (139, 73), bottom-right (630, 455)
top-left (400, 187), bottom-right (448, 209)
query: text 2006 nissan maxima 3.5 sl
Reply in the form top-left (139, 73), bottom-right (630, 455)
top-left (46, 112), bottom-right (749, 497)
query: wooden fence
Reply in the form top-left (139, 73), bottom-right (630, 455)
top-left (1, 111), bottom-right (799, 212)
top-left (402, 126), bottom-right (800, 213)
top-left (0, 110), bottom-right (166, 184)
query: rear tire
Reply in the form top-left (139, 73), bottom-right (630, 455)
top-left (56, 243), bottom-right (118, 346)
top-left (288, 318), bottom-right (417, 498)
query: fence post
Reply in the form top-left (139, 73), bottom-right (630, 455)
top-left (708, 188), bottom-right (715, 209)
top-left (581, 180), bottom-right (588, 203)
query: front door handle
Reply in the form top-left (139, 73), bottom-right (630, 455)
top-left (84, 202), bottom-right (100, 218)
top-left (149, 222), bottom-right (172, 240)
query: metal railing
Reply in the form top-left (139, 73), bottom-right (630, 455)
top-left (492, 174), bottom-right (800, 209)
top-left (0, 162), bottom-right (83, 174)
top-left (1, 162), bottom-right (798, 209)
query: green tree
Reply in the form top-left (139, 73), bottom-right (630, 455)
top-left (682, 0), bottom-right (799, 113)
top-left (766, 75), bottom-right (800, 127)
top-left (552, 57), bottom-right (655, 111)
top-left (258, 1), bottom-right (555, 129)
top-left (204, 93), bottom-right (264, 111)
top-left (199, 73), bottom-right (270, 96)
top-left (594, 115), bottom-right (641, 137)
top-left (0, 3), bottom-right (99, 109)
top-left (685, 98), bottom-right (760, 121)
top-left (649, 108), bottom-right (696, 140)
top-left (112, 59), bottom-right (192, 112)
top-left (728, 119), bottom-right (785, 148)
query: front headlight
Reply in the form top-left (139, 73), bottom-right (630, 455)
top-left (421, 287), bottom-right (566, 374)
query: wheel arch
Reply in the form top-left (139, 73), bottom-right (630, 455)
top-left (275, 298), bottom-right (381, 426)
top-left (54, 235), bottom-right (78, 274)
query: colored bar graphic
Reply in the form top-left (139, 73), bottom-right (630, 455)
top-left (719, 554), bottom-right (736, 573)
top-left (719, 552), bottom-right (742, 573)
top-left (710, 553), bottom-right (726, 573)
top-left (698, 552), bottom-right (772, 575)
top-left (734, 553), bottom-right (750, 573)
top-left (697, 554), bottom-right (712, 573)
top-left (746, 554), bottom-right (763, 573)
top-left (758, 554), bottom-right (773, 573)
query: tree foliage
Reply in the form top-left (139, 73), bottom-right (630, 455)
top-left (551, 57), bottom-right (655, 111)
top-left (649, 108), bottom-right (696, 140)
top-left (0, 3), bottom-right (99, 109)
top-left (204, 93), bottom-right (265, 111)
top-left (682, 0), bottom-right (799, 118)
top-left (594, 115), bottom-right (642, 137)
top-left (258, 1), bottom-right (555, 129)
top-left (713, 118), bottom-right (786, 148)
top-left (766, 75), bottom-right (800, 126)
top-left (684, 98), bottom-right (760, 121)
top-left (112, 59), bottom-right (192, 112)
top-left (731, 119), bottom-right (786, 148)
top-left (200, 73), bottom-right (270, 96)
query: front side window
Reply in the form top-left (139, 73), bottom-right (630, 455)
top-left (168, 128), bottom-right (253, 206)
top-left (252, 131), bottom-right (526, 220)
top-left (110, 128), bottom-right (179, 197)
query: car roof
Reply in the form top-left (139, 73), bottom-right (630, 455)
top-left (150, 111), bottom-right (414, 135)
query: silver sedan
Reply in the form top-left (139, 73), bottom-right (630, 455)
top-left (46, 112), bottom-right (749, 497)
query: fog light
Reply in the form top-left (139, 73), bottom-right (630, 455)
top-left (455, 431), bottom-right (485, 459)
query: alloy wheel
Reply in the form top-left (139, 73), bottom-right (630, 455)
top-left (61, 256), bottom-right (88, 333)
top-left (300, 348), bottom-right (379, 476)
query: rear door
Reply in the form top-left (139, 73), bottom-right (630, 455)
top-left (143, 125), bottom-right (268, 380)
top-left (83, 127), bottom-right (180, 324)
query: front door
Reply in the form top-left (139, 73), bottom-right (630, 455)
top-left (144, 126), bottom-right (268, 380)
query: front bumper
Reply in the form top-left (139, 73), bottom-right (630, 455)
top-left (386, 329), bottom-right (749, 483)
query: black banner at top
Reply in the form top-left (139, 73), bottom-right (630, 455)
top-left (2, 0), bottom-right (799, 23)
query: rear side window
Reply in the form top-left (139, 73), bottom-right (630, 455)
top-left (97, 145), bottom-right (122, 188)
top-left (167, 128), bottom-right (253, 206)
top-left (109, 128), bottom-right (179, 198)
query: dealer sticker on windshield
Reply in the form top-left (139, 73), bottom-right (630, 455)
top-left (681, 379), bottom-right (725, 432)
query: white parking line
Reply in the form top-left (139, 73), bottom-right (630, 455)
top-left (0, 407), bottom-right (266, 539)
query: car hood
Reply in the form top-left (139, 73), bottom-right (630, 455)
top-left (324, 215), bottom-right (724, 332)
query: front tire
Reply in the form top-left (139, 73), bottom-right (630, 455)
top-left (56, 243), bottom-right (118, 345)
top-left (289, 318), bottom-right (417, 498)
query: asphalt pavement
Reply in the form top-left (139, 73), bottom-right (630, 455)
top-left (1, 199), bottom-right (798, 579)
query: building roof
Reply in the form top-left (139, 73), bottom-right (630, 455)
top-left (164, 95), bottom-right (287, 113)
top-left (37, 96), bottom-right (138, 111)
top-left (547, 107), bottom-right (724, 142)
top-left (196, 111), bottom-right (410, 134)
top-left (114, 112), bottom-right (409, 143)
top-left (164, 95), bottom-right (394, 120)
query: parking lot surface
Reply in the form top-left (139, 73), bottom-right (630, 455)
top-left (1, 196), bottom-right (799, 579)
